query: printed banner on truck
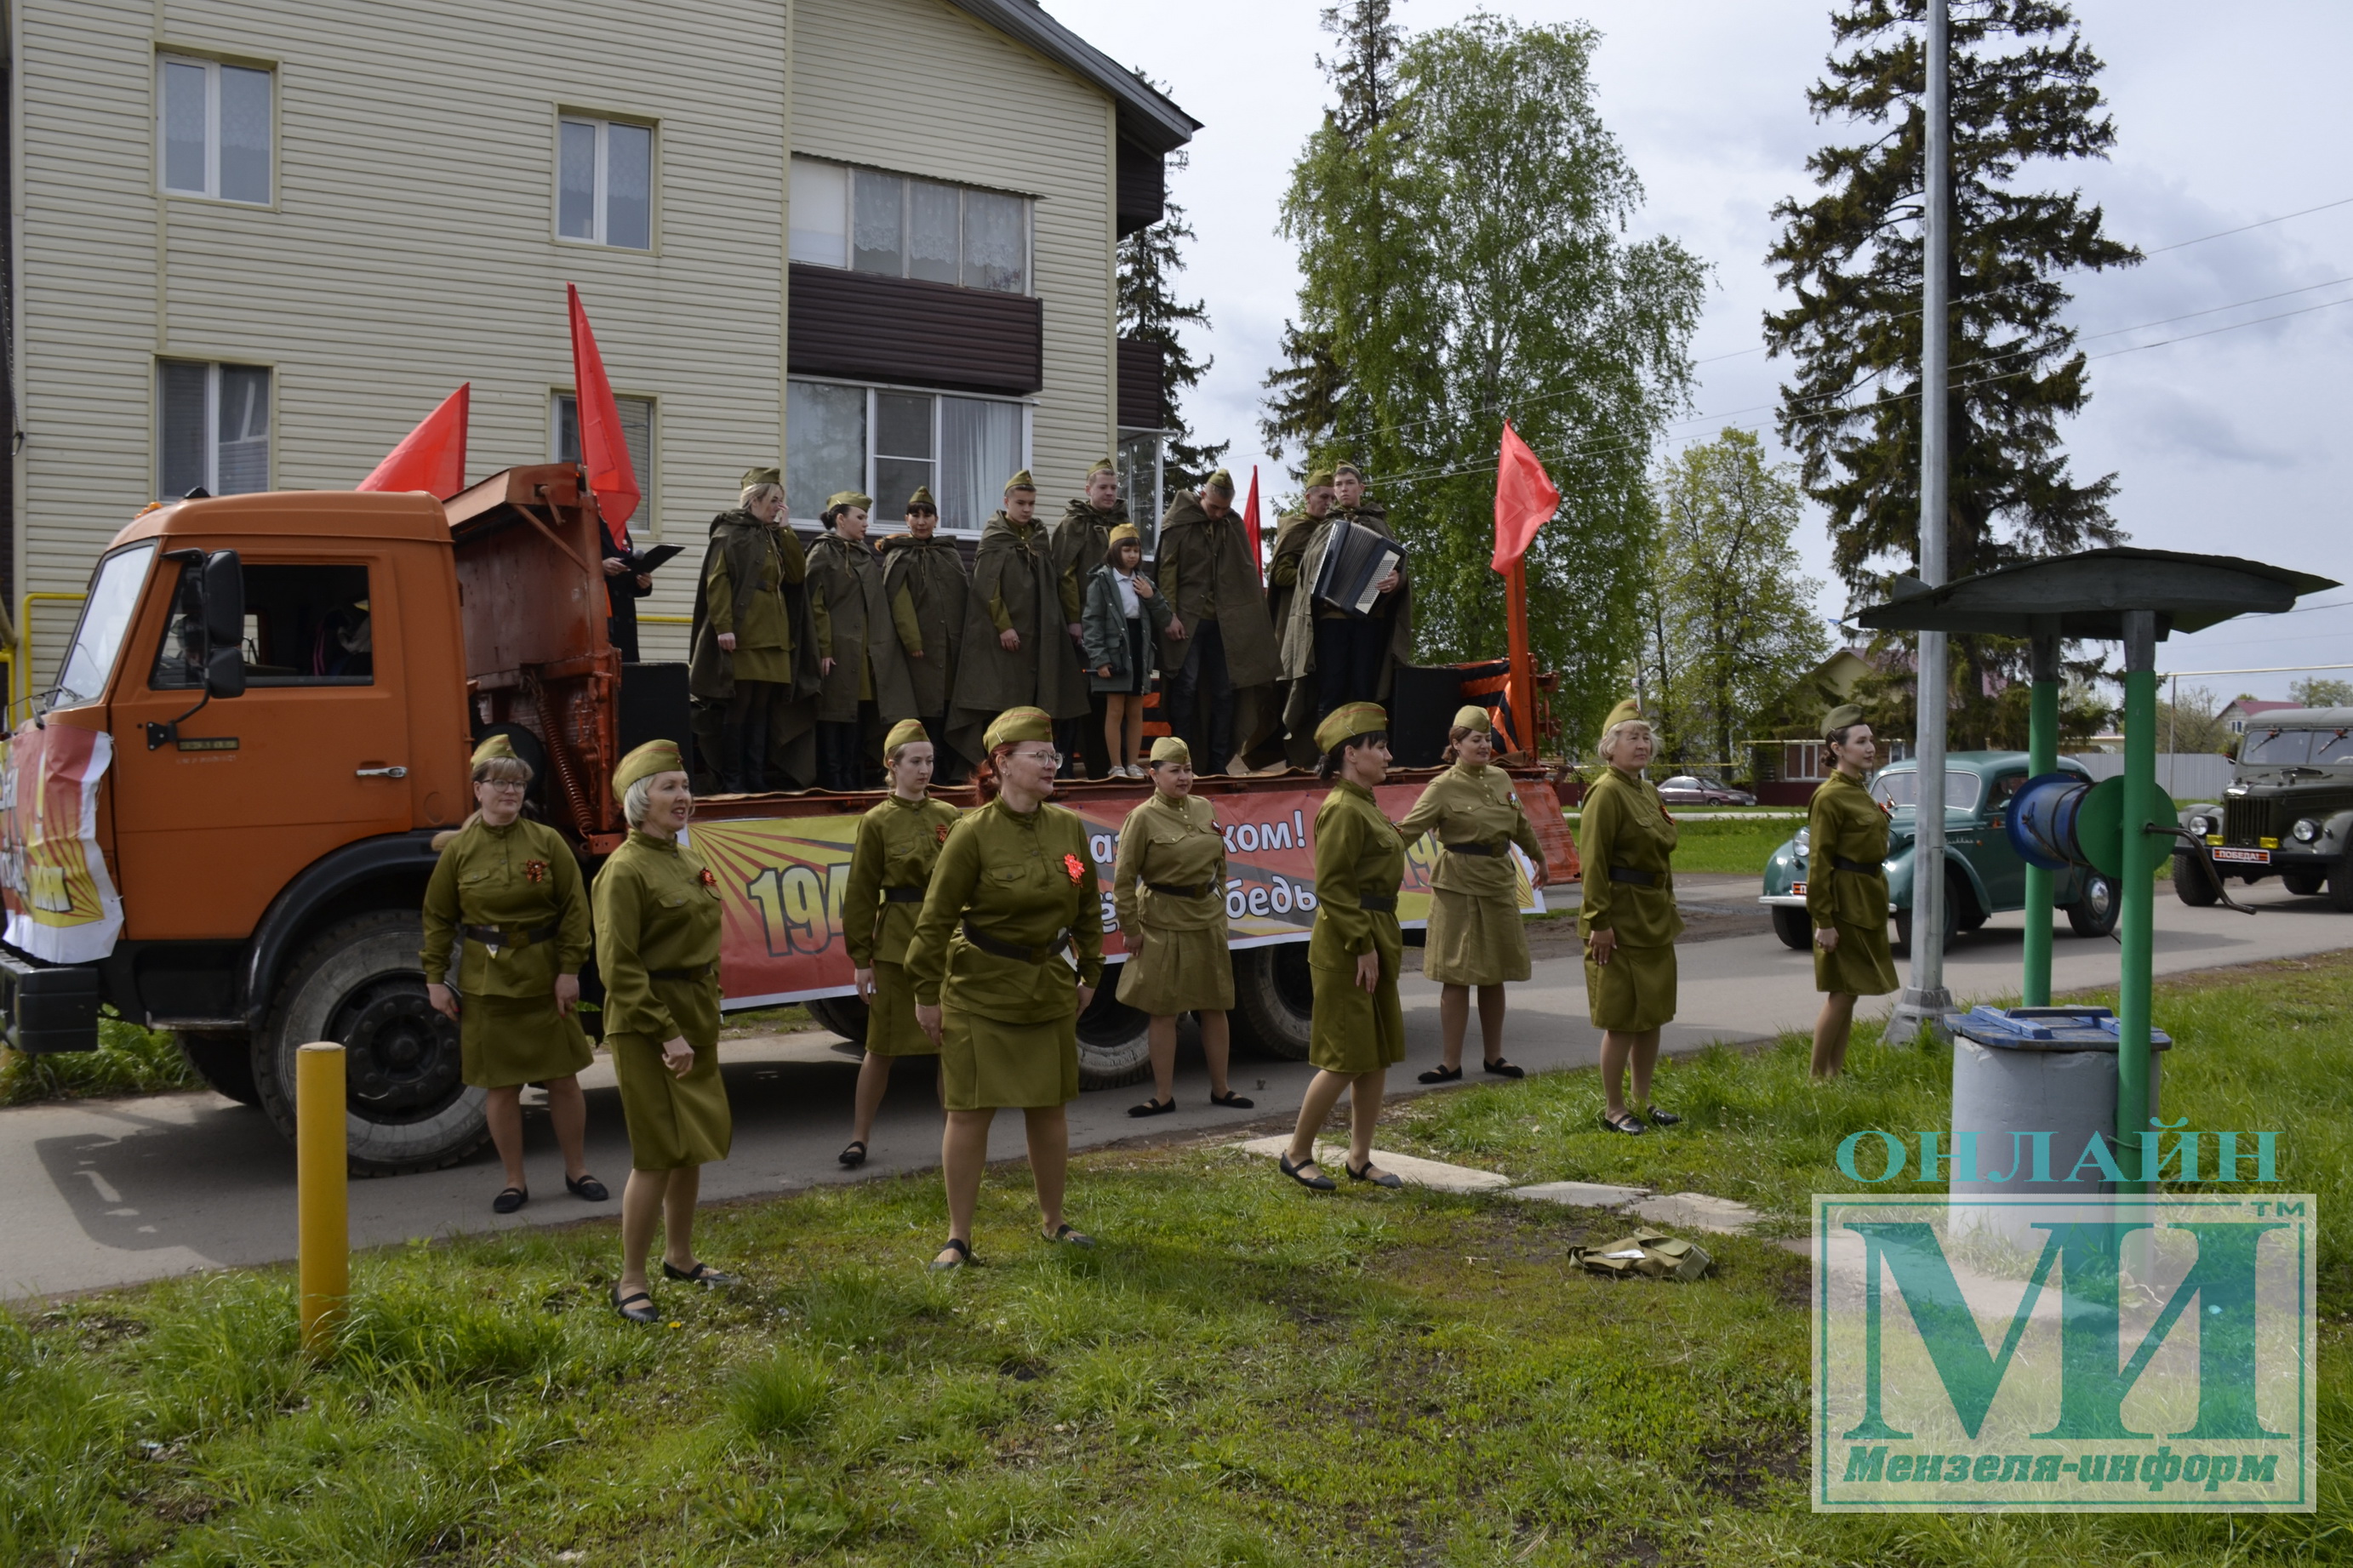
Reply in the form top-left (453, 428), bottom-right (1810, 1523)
top-left (0, 721), bottom-right (127, 963)
top-left (692, 780), bottom-right (1562, 1009)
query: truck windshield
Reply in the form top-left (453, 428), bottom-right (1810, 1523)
top-left (49, 544), bottom-right (157, 711)
top-left (2242, 728), bottom-right (2312, 766)
top-left (1870, 768), bottom-right (1983, 813)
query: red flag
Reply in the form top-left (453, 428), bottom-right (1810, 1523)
top-left (357, 384), bottom-right (469, 497)
top-left (1241, 465), bottom-right (1264, 582)
top-left (1491, 420), bottom-right (1560, 572)
top-left (567, 282), bottom-right (641, 542)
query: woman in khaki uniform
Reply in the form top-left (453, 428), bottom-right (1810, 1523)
top-left (839, 719), bottom-right (962, 1167)
top-left (1396, 704), bottom-right (1546, 1083)
top-left (907, 707), bottom-right (1105, 1269)
top-left (1808, 704), bottom-right (1899, 1077)
top-left (1578, 700), bottom-right (1684, 1136)
top-left (1113, 734), bottom-right (1253, 1117)
top-left (1279, 702), bottom-right (1407, 1191)
top-left (422, 734), bottom-right (602, 1214)
top-left (592, 739), bottom-right (736, 1323)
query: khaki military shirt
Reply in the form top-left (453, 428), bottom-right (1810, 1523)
top-left (420, 817), bottom-right (591, 997)
top-left (1309, 778), bottom-right (1406, 965)
top-left (591, 829), bottom-right (723, 1041)
top-left (1806, 771), bottom-right (1893, 931)
top-left (843, 792), bottom-right (964, 967)
top-left (1112, 790), bottom-right (1228, 934)
top-left (905, 797), bottom-right (1105, 1021)
top-left (1396, 761), bottom-right (1544, 899)
top-left (1576, 767), bottom-right (1683, 948)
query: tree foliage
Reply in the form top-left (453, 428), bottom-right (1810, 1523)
top-left (1117, 130), bottom-right (1226, 495)
top-left (2289, 676), bottom-right (2353, 709)
top-left (1764, 0), bottom-right (2137, 745)
top-left (1641, 431), bottom-right (1831, 770)
top-left (1264, 10), bottom-right (1705, 745)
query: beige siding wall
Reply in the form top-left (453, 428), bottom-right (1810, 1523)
top-left (790, 0), bottom-right (1117, 511)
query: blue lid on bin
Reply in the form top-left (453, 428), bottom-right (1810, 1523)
top-left (1948, 1005), bottom-right (2173, 1053)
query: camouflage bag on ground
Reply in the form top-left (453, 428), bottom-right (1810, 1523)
top-left (1567, 1225), bottom-right (1711, 1281)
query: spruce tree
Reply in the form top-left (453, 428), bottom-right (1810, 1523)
top-left (1765, 0), bottom-right (2139, 745)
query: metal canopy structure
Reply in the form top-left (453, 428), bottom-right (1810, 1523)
top-left (1858, 547), bottom-right (2337, 640)
top-left (1854, 545), bottom-right (2339, 1199)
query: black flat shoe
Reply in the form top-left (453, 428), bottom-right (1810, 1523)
top-left (1646, 1105), bottom-right (1682, 1127)
top-left (492, 1186), bottom-right (528, 1214)
top-left (662, 1260), bottom-right (738, 1287)
top-left (1601, 1111), bottom-right (1648, 1136)
top-left (1128, 1097), bottom-right (1177, 1118)
top-left (837, 1139), bottom-right (868, 1167)
top-left (611, 1286), bottom-right (660, 1325)
top-left (565, 1173), bottom-right (609, 1202)
top-left (1279, 1151), bottom-right (1336, 1191)
top-left (929, 1237), bottom-right (971, 1272)
top-left (1482, 1058), bottom-right (1525, 1080)
top-left (1042, 1223), bottom-right (1096, 1248)
top-left (1209, 1089), bottom-right (1255, 1109)
top-left (1346, 1160), bottom-right (1403, 1189)
top-left (1416, 1064), bottom-right (1463, 1084)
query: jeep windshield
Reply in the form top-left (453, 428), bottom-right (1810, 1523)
top-left (48, 542), bottom-right (157, 712)
top-left (1870, 768), bottom-right (1983, 813)
top-left (2242, 727), bottom-right (2353, 767)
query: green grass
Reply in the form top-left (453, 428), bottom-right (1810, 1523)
top-left (1559, 811), bottom-right (1800, 876)
top-left (0, 1014), bottom-right (197, 1106)
top-left (3, 955), bottom-right (2346, 1565)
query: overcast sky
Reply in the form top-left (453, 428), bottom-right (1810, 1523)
top-left (1044, 0), bottom-right (2353, 704)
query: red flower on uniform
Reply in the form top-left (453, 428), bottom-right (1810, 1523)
top-left (936, 823), bottom-right (951, 845)
top-left (699, 868), bottom-right (717, 887)
top-left (1063, 853), bottom-right (1085, 883)
top-left (523, 859), bottom-right (548, 884)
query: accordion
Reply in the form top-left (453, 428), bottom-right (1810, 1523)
top-left (1309, 518), bottom-right (1407, 618)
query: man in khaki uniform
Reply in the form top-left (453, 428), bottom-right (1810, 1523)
top-left (1049, 459), bottom-right (1127, 777)
top-left (945, 472), bottom-right (1089, 767)
top-left (1157, 470), bottom-right (1281, 774)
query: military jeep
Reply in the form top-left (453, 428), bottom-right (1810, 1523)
top-left (2174, 705), bottom-right (2353, 909)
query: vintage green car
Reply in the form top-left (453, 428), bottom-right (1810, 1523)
top-left (1757, 751), bottom-right (2120, 953)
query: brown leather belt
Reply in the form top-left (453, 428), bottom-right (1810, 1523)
top-left (649, 963), bottom-right (717, 982)
top-left (962, 920), bottom-right (1071, 964)
top-left (1146, 881), bottom-right (1208, 898)
top-left (1358, 894), bottom-right (1398, 913)
top-left (1608, 866), bottom-right (1655, 887)
top-left (882, 886), bottom-right (927, 903)
top-left (1442, 841), bottom-right (1498, 857)
top-left (1831, 855), bottom-right (1877, 875)
top-left (463, 921), bottom-right (558, 953)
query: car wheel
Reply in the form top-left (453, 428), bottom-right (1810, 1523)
top-left (1771, 906), bottom-right (1813, 951)
top-left (2065, 873), bottom-right (2120, 938)
top-left (2281, 869), bottom-right (2325, 897)
top-left (2172, 851), bottom-right (2221, 908)
top-left (1890, 883), bottom-right (1960, 957)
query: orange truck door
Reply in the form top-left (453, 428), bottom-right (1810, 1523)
top-left (109, 550), bottom-right (414, 941)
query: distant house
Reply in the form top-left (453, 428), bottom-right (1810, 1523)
top-left (1767, 647), bottom-right (1875, 784)
top-left (2219, 698), bottom-right (2301, 735)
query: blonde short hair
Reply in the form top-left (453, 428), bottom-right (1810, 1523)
top-left (623, 775), bottom-right (657, 827)
top-left (1596, 719), bottom-right (1653, 767)
top-left (740, 482), bottom-right (785, 511)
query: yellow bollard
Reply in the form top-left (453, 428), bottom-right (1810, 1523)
top-left (296, 1041), bottom-right (348, 1357)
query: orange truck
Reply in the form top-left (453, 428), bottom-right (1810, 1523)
top-left (0, 467), bottom-right (1579, 1172)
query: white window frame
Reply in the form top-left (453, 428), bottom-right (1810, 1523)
top-left (785, 375), bottom-right (1034, 536)
top-left (555, 115), bottom-right (655, 250)
top-left (156, 54), bottom-right (274, 204)
top-left (157, 359), bottom-right (272, 497)
top-left (787, 156), bottom-right (1034, 296)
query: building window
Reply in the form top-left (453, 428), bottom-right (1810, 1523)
top-left (786, 379), bottom-right (1026, 532)
top-left (552, 392), bottom-right (656, 527)
top-left (1118, 431), bottom-right (1167, 550)
top-left (158, 55), bottom-right (272, 203)
top-left (557, 117), bottom-right (653, 249)
top-left (789, 157), bottom-right (1030, 294)
top-left (158, 361), bottom-right (270, 498)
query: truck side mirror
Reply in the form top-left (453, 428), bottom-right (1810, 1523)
top-left (199, 550), bottom-right (245, 698)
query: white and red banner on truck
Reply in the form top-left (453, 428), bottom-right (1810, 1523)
top-left (0, 723), bottom-right (127, 963)
top-left (691, 778), bottom-right (1573, 1010)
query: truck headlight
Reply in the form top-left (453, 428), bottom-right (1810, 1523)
top-left (2293, 818), bottom-right (2321, 843)
top-left (1793, 827), bottom-right (1811, 858)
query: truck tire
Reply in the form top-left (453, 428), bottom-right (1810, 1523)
top-left (2329, 857), bottom-right (2353, 914)
top-left (2281, 869), bottom-right (2325, 897)
top-left (1770, 906), bottom-right (1813, 950)
top-left (2065, 873), bottom-right (2120, 938)
top-left (1230, 944), bottom-right (1314, 1061)
top-left (176, 1030), bottom-right (260, 1107)
top-left (253, 910), bottom-right (487, 1175)
top-left (1074, 981), bottom-right (1150, 1088)
top-left (2172, 851), bottom-right (2220, 908)
top-left (802, 995), bottom-right (870, 1044)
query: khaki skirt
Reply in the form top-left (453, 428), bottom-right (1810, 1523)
top-left (608, 1029), bottom-right (732, 1170)
top-left (1585, 942), bottom-right (1677, 1032)
top-left (863, 959), bottom-right (938, 1057)
top-left (1816, 918), bottom-right (1900, 996)
top-left (1421, 888), bottom-right (1531, 987)
top-left (1308, 955), bottom-right (1406, 1075)
top-left (940, 1006), bottom-right (1079, 1110)
top-left (1116, 923), bottom-right (1235, 1015)
top-left (459, 991), bottom-right (593, 1090)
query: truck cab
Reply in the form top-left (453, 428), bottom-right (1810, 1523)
top-left (2175, 706), bottom-right (2353, 909)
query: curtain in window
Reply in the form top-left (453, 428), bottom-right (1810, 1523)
top-left (962, 190), bottom-right (1026, 294)
top-left (786, 381), bottom-right (866, 521)
top-left (853, 172), bottom-right (904, 276)
top-left (938, 396), bottom-right (1021, 532)
top-left (220, 66), bottom-right (271, 203)
top-left (907, 182), bottom-right (959, 285)
top-left (157, 362), bottom-right (209, 498)
top-left (216, 366), bottom-right (271, 495)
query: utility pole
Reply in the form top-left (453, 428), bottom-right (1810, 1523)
top-left (1888, 0), bottom-right (1955, 1045)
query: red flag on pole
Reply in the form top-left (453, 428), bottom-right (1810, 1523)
top-left (1241, 465), bottom-right (1264, 582)
top-left (356, 384), bottom-right (469, 497)
top-left (1491, 419), bottom-right (1560, 571)
top-left (566, 282), bottom-right (642, 543)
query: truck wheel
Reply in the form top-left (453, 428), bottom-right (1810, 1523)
top-left (2172, 851), bottom-right (2220, 908)
top-left (252, 910), bottom-right (487, 1175)
top-left (2329, 858), bottom-right (2353, 914)
top-left (2065, 874), bottom-right (2120, 938)
top-left (1074, 981), bottom-right (1150, 1089)
top-left (802, 995), bottom-right (870, 1044)
top-left (1771, 907), bottom-right (1813, 950)
top-left (176, 1031), bottom-right (260, 1106)
top-left (1230, 944), bottom-right (1314, 1061)
top-left (2281, 869), bottom-right (2325, 897)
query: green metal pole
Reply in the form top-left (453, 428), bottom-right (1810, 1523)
top-left (2021, 630), bottom-right (2059, 1006)
top-left (2116, 611), bottom-right (2157, 1197)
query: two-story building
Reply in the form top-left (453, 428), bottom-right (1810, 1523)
top-left (2, 0), bottom-right (1196, 679)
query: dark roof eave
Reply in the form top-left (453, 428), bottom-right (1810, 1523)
top-left (1853, 547), bottom-right (2340, 641)
top-left (945, 0), bottom-right (1200, 153)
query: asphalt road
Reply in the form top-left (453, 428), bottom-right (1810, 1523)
top-left (6, 874), bottom-right (2344, 1300)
